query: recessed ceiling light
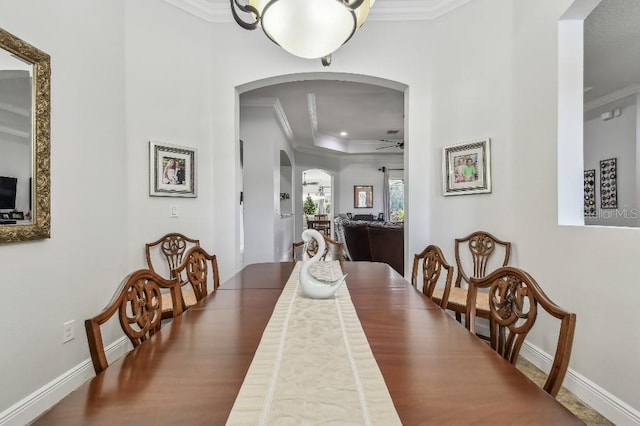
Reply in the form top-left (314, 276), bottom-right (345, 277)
top-left (340, 131), bottom-right (347, 136)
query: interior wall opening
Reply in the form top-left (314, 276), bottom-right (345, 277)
top-left (559, 0), bottom-right (640, 228)
top-left (237, 72), bottom-right (407, 270)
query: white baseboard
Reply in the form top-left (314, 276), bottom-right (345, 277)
top-left (521, 342), bottom-right (640, 426)
top-left (465, 317), bottom-right (639, 425)
top-left (0, 337), bottom-right (131, 426)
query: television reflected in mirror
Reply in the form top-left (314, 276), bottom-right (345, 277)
top-left (0, 176), bottom-right (18, 210)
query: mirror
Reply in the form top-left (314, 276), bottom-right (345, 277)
top-left (0, 27), bottom-right (50, 243)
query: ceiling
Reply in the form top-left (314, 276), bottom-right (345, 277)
top-left (584, 0), bottom-right (640, 104)
top-left (164, 0), bottom-right (474, 23)
top-left (241, 80), bottom-right (405, 156)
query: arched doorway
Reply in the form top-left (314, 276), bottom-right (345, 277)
top-left (238, 72), bottom-right (407, 266)
top-left (302, 169), bottom-right (332, 236)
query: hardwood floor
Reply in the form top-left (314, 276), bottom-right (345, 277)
top-left (515, 358), bottom-right (613, 425)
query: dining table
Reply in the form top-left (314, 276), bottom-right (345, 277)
top-left (34, 261), bottom-right (582, 425)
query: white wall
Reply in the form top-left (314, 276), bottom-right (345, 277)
top-left (123, 0), bottom-right (215, 266)
top-left (584, 100), bottom-right (638, 226)
top-left (280, 160), bottom-right (292, 215)
top-left (240, 105), bottom-right (295, 264)
top-left (337, 155), bottom-right (403, 218)
top-left (278, 155), bottom-right (294, 261)
top-left (241, 106), bottom-right (277, 264)
top-left (427, 0), bottom-right (640, 416)
top-left (0, 0), bottom-right (128, 412)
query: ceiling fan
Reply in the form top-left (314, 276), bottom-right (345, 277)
top-left (302, 172), bottom-right (320, 186)
top-left (376, 139), bottom-right (404, 150)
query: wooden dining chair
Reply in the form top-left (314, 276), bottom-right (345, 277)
top-left (465, 267), bottom-right (576, 397)
top-left (145, 232), bottom-right (200, 318)
top-left (292, 235), bottom-right (344, 267)
top-left (85, 269), bottom-right (183, 375)
top-left (433, 231), bottom-right (511, 332)
top-left (410, 245), bottom-right (453, 308)
top-left (314, 214), bottom-right (331, 236)
top-left (292, 240), bottom-right (315, 262)
top-left (173, 246), bottom-right (220, 305)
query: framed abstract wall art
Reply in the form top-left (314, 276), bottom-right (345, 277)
top-left (353, 185), bottom-right (373, 208)
top-left (599, 158), bottom-right (617, 209)
top-left (584, 169), bottom-right (596, 217)
top-left (149, 141), bottom-right (197, 197)
top-left (442, 137), bottom-right (491, 196)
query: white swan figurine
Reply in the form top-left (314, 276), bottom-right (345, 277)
top-left (299, 229), bottom-right (347, 299)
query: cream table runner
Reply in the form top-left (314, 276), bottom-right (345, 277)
top-left (226, 261), bottom-right (402, 425)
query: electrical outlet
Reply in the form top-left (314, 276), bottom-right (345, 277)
top-left (63, 320), bottom-right (74, 343)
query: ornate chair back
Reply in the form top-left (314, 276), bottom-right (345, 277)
top-left (145, 233), bottom-right (200, 317)
top-left (466, 267), bottom-right (576, 397)
top-left (411, 245), bottom-right (453, 308)
top-left (85, 269), bottom-right (182, 375)
top-left (313, 214), bottom-right (331, 236)
top-left (174, 246), bottom-right (220, 303)
top-left (145, 233), bottom-right (200, 281)
top-left (292, 235), bottom-right (344, 267)
top-left (454, 231), bottom-right (511, 288)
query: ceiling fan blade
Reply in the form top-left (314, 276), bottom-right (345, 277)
top-left (302, 172), bottom-right (319, 185)
top-left (376, 139), bottom-right (404, 150)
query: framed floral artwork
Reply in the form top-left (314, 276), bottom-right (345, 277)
top-left (442, 137), bottom-right (491, 196)
top-left (149, 141), bottom-right (197, 197)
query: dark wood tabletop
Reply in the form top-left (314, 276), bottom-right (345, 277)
top-left (34, 262), bottom-right (582, 425)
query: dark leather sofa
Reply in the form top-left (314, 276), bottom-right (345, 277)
top-left (340, 219), bottom-right (404, 275)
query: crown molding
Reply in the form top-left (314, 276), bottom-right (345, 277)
top-left (0, 124), bottom-right (29, 139)
top-left (164, 0), bottom-right (222, 22)
top-left (368, 0), bottom-right (473, 21)
top-left (240, 97), bottom-right (294, 142)
top-left (164, 0), bottom-right (473, 23)
top-left (0, 101), bottom-right (29, 117)
top-left (584, 84), bottom-right (640, 112)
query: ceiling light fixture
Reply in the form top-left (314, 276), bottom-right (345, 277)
top-left (340, 131), bottom-right (348, 136)
top-left (230, 0), bottom-right (376, 66)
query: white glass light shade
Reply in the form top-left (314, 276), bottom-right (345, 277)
top-left (355, 0), bottom-right (375, 28)
top-left (248, 0), bottom-right (370, 60)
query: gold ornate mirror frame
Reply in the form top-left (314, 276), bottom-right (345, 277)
top-left (0, 28), bottom-right (50, 243)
